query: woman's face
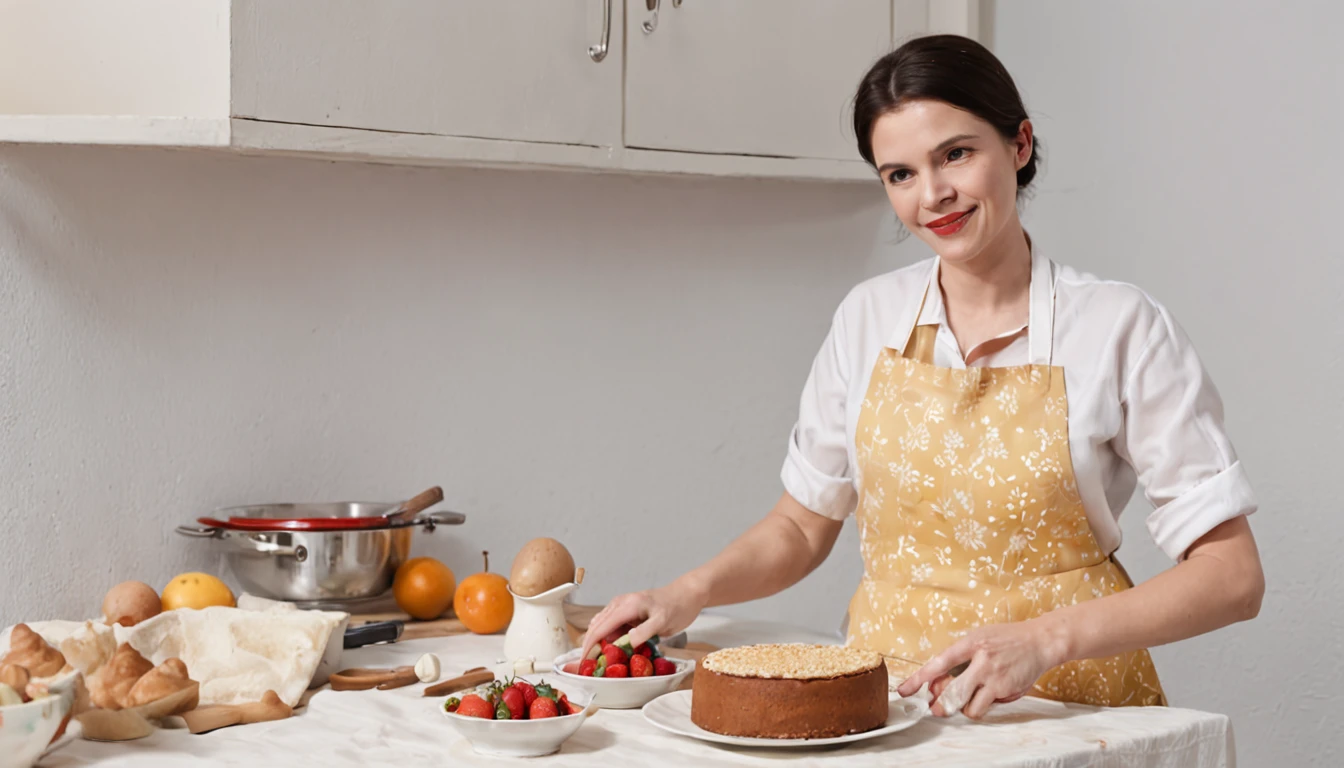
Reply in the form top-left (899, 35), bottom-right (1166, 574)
top-left (869, 99), bottom-right (1033, 267)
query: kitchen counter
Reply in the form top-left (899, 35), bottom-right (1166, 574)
top-left (42, 613), bottom-right (1233, 767)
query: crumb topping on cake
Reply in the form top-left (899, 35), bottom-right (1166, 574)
top-left (701, 644), bottom-right (883, 680)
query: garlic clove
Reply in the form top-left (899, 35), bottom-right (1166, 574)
top-left (414, 653), bottom-right (441, 684)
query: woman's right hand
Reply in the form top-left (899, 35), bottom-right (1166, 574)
top-left (581, 581), bottom-right (706, 658)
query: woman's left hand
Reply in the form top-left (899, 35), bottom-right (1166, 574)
top-left (896, 619), bottom-right (1065, 719)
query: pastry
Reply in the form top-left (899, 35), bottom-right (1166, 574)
top-left (124, 658), bottom-right (198, 711)
top-left (0, 624), bottom-right (67, 677)
top-left (0, 663), bottom-right (30, 695)
top-left (87, 643), bottom-right (154, 710)
top-left (60, 620), bottom-right (119, 676)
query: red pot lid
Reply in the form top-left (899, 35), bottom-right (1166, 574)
top-left (197, 515), bottom-right (398, 532)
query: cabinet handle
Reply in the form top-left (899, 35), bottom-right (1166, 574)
top-left (642, 0), bottom-right (660, 34)
top-left (588, 0), bottom-right (611, 62)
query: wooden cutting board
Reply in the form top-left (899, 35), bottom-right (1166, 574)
top-left (349, 603), bottom-right (717, 677)
top-left (347, 603), bottom-right (603, 641)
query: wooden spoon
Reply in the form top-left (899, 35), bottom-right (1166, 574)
top-left (180, 691), bottom-right (293, 735)
top-left (422, 667), bottom-right (494, 698)
top-left (329, 666), bottom-right (419, 691)
top-left (75, 682), bottom-right (201, 742)
top-left (384, 486), bottom-right (445, 525)
top-left (76, 708), bottom-right (155, 742)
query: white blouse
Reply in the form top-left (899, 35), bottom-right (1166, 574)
top-left (781, 249), bottom-right (1257, 562)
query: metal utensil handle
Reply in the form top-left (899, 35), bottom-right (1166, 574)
top-left (588, 0), bottom-right (611, 61)
top-left (401, 509), bottom-right (466, 532)
top-left (343, 621), bottom-right (404, 650)
top-left (642, 0), bottom-right (659, 34)
top-left (175, 523), bottom-right (221, 539)
top-left (386, 485), bottom-right (444, 525)
top-left (175, 524), bottom-right (307, 560)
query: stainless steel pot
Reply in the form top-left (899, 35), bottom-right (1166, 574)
top-left (176, 503), bottom-right (465, 604)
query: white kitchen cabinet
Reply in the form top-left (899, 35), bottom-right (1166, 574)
top-left (624, 0), bottom-right (892, 162)
top-left (232, 0), bottom-right (622, 148)
top-left (0, 0), bottom-right (989, 182)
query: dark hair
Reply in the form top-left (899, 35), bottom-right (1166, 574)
top-left (853, 35), bottom-right (1041, 192)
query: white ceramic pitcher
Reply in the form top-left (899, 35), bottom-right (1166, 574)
top-left (503, 582), bottom-right (577, 666)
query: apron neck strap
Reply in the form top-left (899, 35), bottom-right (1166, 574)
top-left (1027, 249), bottom-right (1056, 367)
top-left (901, 251), bottom-right (1057, 366)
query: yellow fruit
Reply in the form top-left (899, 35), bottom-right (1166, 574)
top-left (161, 572), bottom-right (236, 611)
top-left (393, 557), bottom-right (456, 620)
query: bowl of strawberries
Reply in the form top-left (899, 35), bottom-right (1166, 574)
top-left (440, 675), bottom-right (596, 758)
top-left (551, 629), bottom-right (694, 710)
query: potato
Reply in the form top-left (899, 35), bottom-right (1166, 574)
top-left (508, 538), bottom-right (576, 597)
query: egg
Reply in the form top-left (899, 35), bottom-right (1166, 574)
top-left (508, 538), bottom-right (577, 597)
top-left (102, 581), bottom-right (162, 627)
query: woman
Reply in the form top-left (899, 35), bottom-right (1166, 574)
top-left (583, 35), bottom-right (1265, 719)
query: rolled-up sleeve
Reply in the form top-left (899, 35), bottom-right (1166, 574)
top-left (1117, 300), bottom-right (1258, 561)
top-left (781, 306), bottom-right (858, 520)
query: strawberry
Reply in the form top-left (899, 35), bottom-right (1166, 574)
top-left (443, 697), bottom-right (461, 714)
top-left (455, 694), bottom-right (494, 719)
top-left (630, 654), bottom-right (654, 677)
top-left (529, 696), bottom-right (560, 719)
top-left (564, 697), bottom-right (585, 716)
top-left (501, 686), bottom-right (526, 720)
top-left (512, 680), bottom-right (538, 708)
top-left (634, 642), bottom-right (653, 658)
top-left (652, 658), bottom-right (677, 677)
top-left (601, 630), bottom-right (623, 646)
top-left (601, 644), bottom-right (628, 666)
top-left (562, 662), bottom-right (581, 675)
top-left (579, 659), bottom-right (598, 677)
top-left (605, 663), bottom-right (629, 678)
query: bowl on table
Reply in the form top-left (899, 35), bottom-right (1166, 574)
top-left (551, 648), bottom-right (694, 709)
top-left (438, 675), bottom-right (597, 758)
top-left (0, 669), bottom-right (82, 768)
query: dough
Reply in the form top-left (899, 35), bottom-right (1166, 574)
top-left (114, 605), bottom-right (344, 707)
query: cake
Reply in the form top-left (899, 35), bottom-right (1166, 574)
top-left (690, 644), bottom-right (888, 739)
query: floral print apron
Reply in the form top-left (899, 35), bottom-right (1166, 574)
top-left (845, 275), bottom-right (1166, 707)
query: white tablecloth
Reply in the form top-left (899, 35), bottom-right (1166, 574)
top-left (39, 614), bottom-right (1234, 768)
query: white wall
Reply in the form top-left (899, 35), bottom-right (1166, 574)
top-left (993, 1), bottom-right (1342, 765)
top-left (0, 145), bottom-right (898, 630)
top-left (1, 1), bottom-right (1337, 764)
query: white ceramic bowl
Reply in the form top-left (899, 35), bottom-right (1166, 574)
top-left (438, 675), bottom-right (598, 758)
top-left (0, 669), bottom-right (81, 768)
top-left (551, 649), bottom-right (694, 709)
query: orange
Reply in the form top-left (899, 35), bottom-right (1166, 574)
top-left (453, 551), bottom-right (513, 634)
top-left (161, 572), bottom-right (236, 611)
top-left (393, 557), bottom-right (456, 620)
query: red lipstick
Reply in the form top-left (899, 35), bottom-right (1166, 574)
top-left (926, 207), bottom-right (976, 236)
